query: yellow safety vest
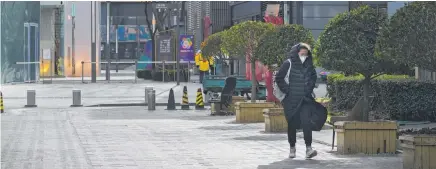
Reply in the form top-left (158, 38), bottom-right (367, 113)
top-left (199, 60), bottom-right (210, 71)
top-left (195, 53), bottom-right (202, 66)
top-left (208, 56), bottom-right (215, 66)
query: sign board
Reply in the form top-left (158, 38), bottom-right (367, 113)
top-left (153, 3), bottom-right (178, 10)
top-left (156, 35), bottom-right (174, 61)
top-left (179, 35), bottom-right (195, 61)
top-left (42, 49), bottom-right (51, 59)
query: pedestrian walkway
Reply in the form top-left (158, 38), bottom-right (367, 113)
top-left (1, 107), bottom-right (402, 169)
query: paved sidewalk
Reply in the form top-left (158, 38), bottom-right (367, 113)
top-left (0, 82), bottom-right (200, 109)
top-left (1, 107), bottom-right (402, 169)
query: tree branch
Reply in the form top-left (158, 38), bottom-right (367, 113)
top-left (370, 72), bottom-right (384, 80)
top-left (144, 3), bottom-right (153, 36)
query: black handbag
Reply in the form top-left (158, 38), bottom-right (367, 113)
top-left (309, 100), bottom-right (328, 131)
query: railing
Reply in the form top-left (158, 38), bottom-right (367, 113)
top-left (82, 60), bottom-right (196, 84)
top-left (14, 61), bottom-right (197, 84)
top-left (15, 61), bottom-right (51, 83)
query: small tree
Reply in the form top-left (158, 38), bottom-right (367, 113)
top-left (256, 24), bottom-right (315, 71)
top-left (221, 21), bottom-right (274, 102)
top-left (314, 5), bottom-right (391, 121)
top-left (144, 2), bottom-right (170, 68)
top-left (201, 31), bottom-right (227, 60)
top-left (377, 2), bottom-right (436, 72)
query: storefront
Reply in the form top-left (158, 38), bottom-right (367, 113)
top-left (1, 1), bottom-right (41, 83)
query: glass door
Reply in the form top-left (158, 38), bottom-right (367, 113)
top-left (23, 22), bottom-right (39, 82)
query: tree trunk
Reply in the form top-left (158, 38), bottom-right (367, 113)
top-left (251, 61), bottom-right (257, 102)
top-left (361, 76), bottom-right (371, 122)
top-left (151, 36), bottom-right (156, 69)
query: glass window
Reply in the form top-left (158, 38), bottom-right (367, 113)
top-left (303, 17), bottom-right (333, 30)
top-left (303, 5), bottom-right (348, 18)
top-left (303, 1), bottom-right (349, 6)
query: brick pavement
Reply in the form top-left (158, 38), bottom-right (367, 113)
top-left (1, 107), bottom-right (402, 169)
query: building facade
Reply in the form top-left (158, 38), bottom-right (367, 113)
top-left (230, 1), bottom-right (387, 39)
top-left (186, 1), bottom-right (231, 50)
top-left (1, 1), bottom-right (41, 83)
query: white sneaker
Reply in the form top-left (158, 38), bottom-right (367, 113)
top-left (289, 147), bottom-right (296, 158)
top-left (306, 147), bottom-right (317, 159)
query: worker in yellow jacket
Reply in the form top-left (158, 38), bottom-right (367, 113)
top-left (195, 50), bottom-right (202, 68)
top-left (208, 56), bottom-right (215, 75)
top-left (199, 57), bottom-right (210, 84)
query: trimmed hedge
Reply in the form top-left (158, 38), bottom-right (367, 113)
top-left (136, 70), bottom-right (153, 80)
top-left (152, 69), bottom-right (189, 82)
top-left (327, 74), bottom-right (436, 121)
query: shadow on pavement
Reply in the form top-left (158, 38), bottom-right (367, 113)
top-left (233, 134), bottom-right (287, 141)
top-left (257, 154), bottom-right (402, 169)
top-left (198, 125), bottom-right (249, 131)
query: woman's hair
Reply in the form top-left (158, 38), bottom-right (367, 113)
top-left (298, 43), bottom-right (311, 51)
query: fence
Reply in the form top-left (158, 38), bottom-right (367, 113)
top-left (13, 61), bottom-right (197, 84)
top-left (81, 60), bottom-right (197, 83)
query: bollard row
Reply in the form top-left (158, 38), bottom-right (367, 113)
top-left (21, 87), bottom-right (203, 110)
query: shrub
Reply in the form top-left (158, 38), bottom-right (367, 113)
top-left (143, 70), bottom-right (153, 80)
top-left (327, 74), bottom-right (436, 121)
top-left (136, 70), bottom-right (146, 79)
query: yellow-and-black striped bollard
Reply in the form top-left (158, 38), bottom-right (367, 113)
top-left (181, 86), bottom-right (190, 110)
top-left (195, 88), bottom-right (205, 110)
top-left (0, 91), bottom-right (4, 113)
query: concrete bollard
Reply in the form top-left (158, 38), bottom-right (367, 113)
top-left (25, 90), bottom-right (37, 107)
top-left (71, 89), bottom-right (83, 107)
top-left (144, 86), bottom-right (153, 103)
top-left (148, 90), bottom-right (156, 110)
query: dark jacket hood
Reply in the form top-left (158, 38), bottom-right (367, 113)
top-left (288, 43), bottom-right (313, 62)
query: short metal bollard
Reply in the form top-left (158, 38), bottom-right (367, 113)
top-left (71, 89), bottom-right (83, 107)
top-left (144, 86), bottom-right (153, 103)
top-left (24, 90), bottom-right (37, 107)
top-left (147, 90), bottom-right (156, 110)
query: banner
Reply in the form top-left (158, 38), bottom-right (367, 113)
top-left (100, 25), bottom-right (150, 42)
top-left (137, 41), bottom-right (153, 70)
top-left (156, 35), bottom-right (174, 61)
top-left (179, 35), bottom-right (195, 61)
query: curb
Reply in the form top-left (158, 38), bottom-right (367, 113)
top-left (86, 102), bottom-right (211, 107)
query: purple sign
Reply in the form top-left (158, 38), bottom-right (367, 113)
top-left (179, 35), bottom-right (195, 61)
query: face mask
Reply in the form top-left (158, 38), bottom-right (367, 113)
top-left (299, 55), bottom-right (307, 62)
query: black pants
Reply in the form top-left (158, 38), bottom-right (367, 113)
top-left (199, 71), bottom-right (209, 84)
top-left (210, 66), bottom-right (215, 75)
top-left (286, 101), bottom-right (312, 147)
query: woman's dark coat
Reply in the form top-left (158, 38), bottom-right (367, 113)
top-left (275, 43), bottom-right (319, 130)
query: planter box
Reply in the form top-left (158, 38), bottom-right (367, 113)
top-left (334, 121), bottom-right (397, 154)
top-left (263, 108), bottom-right (287, 132)
top-left (230, 96), bottom-right (245, 114)
top-left (235, 102), bottom-right (275, 123)
top-left (400, 135), bottom-right (436, 169)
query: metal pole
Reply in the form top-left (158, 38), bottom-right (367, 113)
top-left (134, 60), bottom-right (138, 83)
top-left (25, 90), bottom-right (37, 107)
top-left (176, 3), bottom-right (181, 85)
top-left (105, 2), bottom-right (111, 81)
top-left (147, 90), bottom-right (156, 110)
top-left (162, 61), bottom-right (165, 82)
top-left (144, 86), bottom-right (153, 103)
top-left (81, 61), bottom-right (84, 83)
top-left (115, 24), bottom-right (119, 72)
top-left (71, 89), bottom-right (83, 107)
top-left (72, 16), bottom-right (76, 75)
top-left (136, 17), bottom-right (140, 60)
top-left (91, 1), bottom-right (97, 83)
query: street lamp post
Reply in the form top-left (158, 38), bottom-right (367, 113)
top-left (105, 2), bottom-right (111, 81)
top-left (72, 3), bottom-right (76, 76)
top-left (175, 3), bottom-right (181, 85)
